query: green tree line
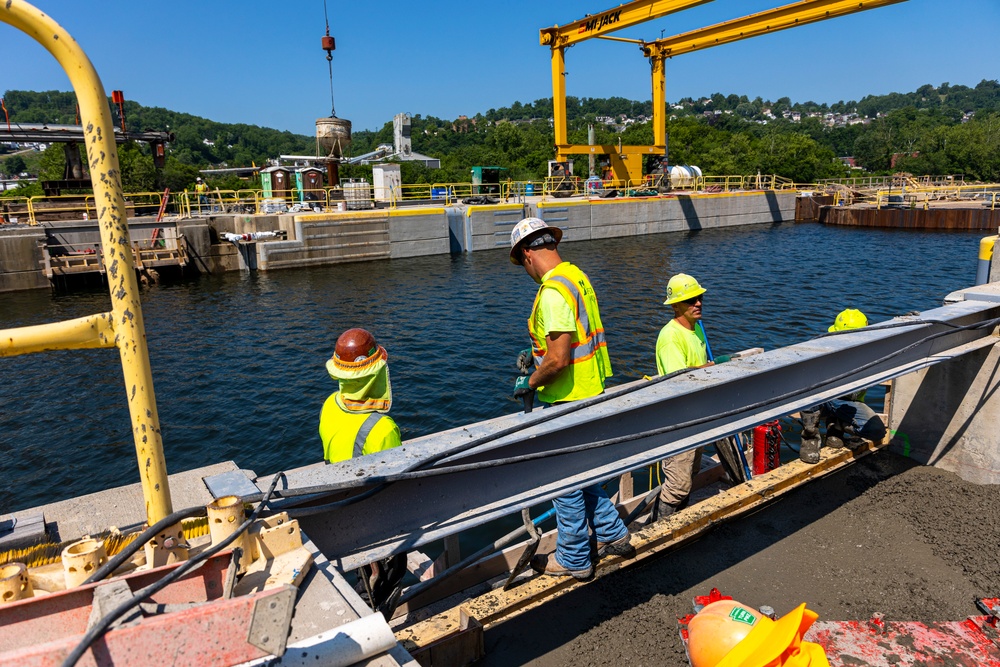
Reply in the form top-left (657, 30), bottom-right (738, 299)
top-left (4, 80), bottom-right (1000, 194)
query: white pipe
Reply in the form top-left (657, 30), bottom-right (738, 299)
top-left (236, 613), bottom-right (398, 667)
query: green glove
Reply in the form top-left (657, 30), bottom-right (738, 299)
top-left (714, 354), bottom-right (732, 364)
top-left (516, 348), bottom-right (534, 374)
top-left (513, 375), bottom-right (533, 398)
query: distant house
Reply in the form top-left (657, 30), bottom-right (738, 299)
top-left (202, 138), bottom-right (215, 147)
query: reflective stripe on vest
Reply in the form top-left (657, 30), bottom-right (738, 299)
top-left (353, 412), bottom-right (385, 458)
top-left (531, 275), bottom-right (607, 367)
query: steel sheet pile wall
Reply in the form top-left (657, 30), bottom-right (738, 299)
top-left (821, 206), bottom-right (1000, 230)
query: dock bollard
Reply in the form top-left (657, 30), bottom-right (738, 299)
top-left (62, 538), bottom-right (108, 588)
top-left (976, 235), bottom-right (996, 285)
top-left (207, 495), bottom-right (250, 572)
top-left (0, 562), bottom-right (34, 602)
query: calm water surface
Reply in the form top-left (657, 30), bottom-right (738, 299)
top-left (0, 222), bottom-right (985, 514)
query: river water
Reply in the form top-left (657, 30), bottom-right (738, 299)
top-left (0, 222), bottom-right (986, 515)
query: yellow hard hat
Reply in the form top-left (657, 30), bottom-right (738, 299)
top-left (828, 309), bottom-right (868, 333)
top-left (688, 599), bottom-right (831, 667)
top-left (664, 273), bottom-right (706, 305)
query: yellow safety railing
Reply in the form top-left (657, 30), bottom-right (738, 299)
top-left (0, 3), bottom-right (173, 526)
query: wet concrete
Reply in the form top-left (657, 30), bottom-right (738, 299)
top-left (480, 452), bottom-right (1000, 666)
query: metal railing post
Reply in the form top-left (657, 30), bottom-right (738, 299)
top-left (0, 1), bottom-right (173, 525)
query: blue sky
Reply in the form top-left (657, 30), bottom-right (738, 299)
top-left (2, 0), bottom-right (997, 134)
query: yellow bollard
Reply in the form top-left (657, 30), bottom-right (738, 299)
top-left (0, 562), bottom-right (34, 603)
top-left (207, 496), bottom-right (250, 572)
top-left (977, 235), bottom-right (997, 285)
top-left (61, 538), bottom-right (108, 588)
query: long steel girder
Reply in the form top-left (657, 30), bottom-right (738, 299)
top-left (269, 295), bottom-right (1000, 570)
top-left (641, 0), bottom-right (907, 58)
top-left (539, 0), bottom-right (713, 48)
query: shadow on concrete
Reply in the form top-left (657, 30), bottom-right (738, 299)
top-left (890, 345), bottom-right (999, 471)
top-left (764, 190), bottom-right (784, 222)
top-left (479, 453), bottom-right (919, 665)
top-left (677, 195), bottom-right (702, 230)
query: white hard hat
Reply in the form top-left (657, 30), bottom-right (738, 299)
top-left (509, 218), bottom-right (562, 265)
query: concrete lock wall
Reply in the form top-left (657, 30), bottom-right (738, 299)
top-left (388, 208), bottom-right (450, 259)
top-left (0, 227), bottom-right (48, 292)
top-left (465, 204), bottom-right (527, 253)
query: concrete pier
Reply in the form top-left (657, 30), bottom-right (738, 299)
top-left (0, 190), bottom-right (796, 292)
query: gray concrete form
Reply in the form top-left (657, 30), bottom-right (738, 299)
top-left (889, 281), bottom-right (1000, 484)
top-left (261, 295), bottom-right (1000, 570)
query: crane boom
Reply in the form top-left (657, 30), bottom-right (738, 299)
top-left (642, 0), bottom-right (907, 58)
top-left (539, 0), bottom-right (714, 48)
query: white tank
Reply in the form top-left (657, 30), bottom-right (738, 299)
top-left (316, 117), bottom-right (352, 158)
top-left (669, 165), bottom-right (702, 188)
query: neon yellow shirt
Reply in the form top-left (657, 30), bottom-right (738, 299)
top-left (319, 393), bottom-right (401, 463)
top-left (529, 262), bottom-right (611, 403)
top-left (655, 318), bottom-right (707, 375)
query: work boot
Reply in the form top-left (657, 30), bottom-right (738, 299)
top-left (824, 423), bottom-right (845, 450)
top-left (652, 496), bottom-right (687, 523)
top-left (530, 553), bottom-right (592, 580)
top-left (799, 409), bottom-right (822, 464)
top-left (596, 534), bottom-right (636, 560)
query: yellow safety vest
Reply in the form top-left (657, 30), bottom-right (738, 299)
top-left (195, 182), bottom-right (208, 194)
top-left (319, 393), bottom-right (401, 463)
top-left (528, 262), bottom-right (612, 403)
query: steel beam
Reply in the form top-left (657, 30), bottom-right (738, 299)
top-left (539, 0), bottom-right (714, 48)
top-left (270, 299), bottom-right (999, 570)
top-left (642, 0), bottom-right (907, 58)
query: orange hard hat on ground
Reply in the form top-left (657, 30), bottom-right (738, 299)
top-left (688, 599), bottom-right (830, 667)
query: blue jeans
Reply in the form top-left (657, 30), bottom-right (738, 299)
top-left (821, 399), bottom-right (886, 442)
top-left (552, 484), bottom-right (628, 571)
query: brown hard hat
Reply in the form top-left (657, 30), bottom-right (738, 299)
top-left (334, 328), bottom-right (380, 363)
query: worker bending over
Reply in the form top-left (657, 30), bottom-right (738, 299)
top-left (820, 309), bottom-right (887, 448)
top-left (319, 327), bottom-right (404, 618)
top-left (654, 273), bottom-right (715, 520)
top-left (510, 218), bottom-right (633, 580)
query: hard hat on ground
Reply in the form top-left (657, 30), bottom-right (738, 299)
top-left (688, 599), bottom-right (830, 667)
top-left (828, 308), bottom-right (868, 332)
top-left (664, 273), bottom-right (706, 305)
top-left (329, 328), bottom-right (386, 373)
top-left (509, 217), bottom-right (562, 265)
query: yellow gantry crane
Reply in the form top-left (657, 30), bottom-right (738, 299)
top-left (540, 0), bottom-right (908, 184)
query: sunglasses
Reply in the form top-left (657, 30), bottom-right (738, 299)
top-left (683, 295), bottom-right (703, 305)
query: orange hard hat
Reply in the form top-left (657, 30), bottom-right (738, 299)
top-left (688, 600), bottom-right (769, 667)
top-left (333, 328), bottom-right (381, 364)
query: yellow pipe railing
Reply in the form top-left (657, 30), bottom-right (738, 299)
top-left (0, 1), bottom-right (173, 525)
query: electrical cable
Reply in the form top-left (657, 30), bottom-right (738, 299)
top-left (81, 505), bottom-right (207, 586)
top-left (279, 315), bottom-right (1000, 507)
top-left (61, 473), bottom-right (286, 667)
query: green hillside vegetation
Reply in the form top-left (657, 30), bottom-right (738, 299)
top-left (3, 80), bottom-right (1000, 195)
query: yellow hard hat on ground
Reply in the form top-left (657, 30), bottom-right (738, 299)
top-left (665, 273), bottom-right (706, 305)
top-left (687, 599), bottom-right (830, 667)
top-left (828, 308), bottom-right (868, 332)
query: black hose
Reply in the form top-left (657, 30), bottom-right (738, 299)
top-left (61, 473), bottom-right (286, 667)
top-left (280, 315), bottom-right (1000, 503)
top-left (82, 505), bottom-right (207, 586)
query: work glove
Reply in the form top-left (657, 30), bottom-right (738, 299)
top-left (516, 348), bottom-right (534, 375)
top-left (513, 375), bottom-right (533, 399)
top-left (714, 354), bottom-right (732, 364)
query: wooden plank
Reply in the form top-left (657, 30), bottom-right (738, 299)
top-left (397, 439), bottom-right (886, 651)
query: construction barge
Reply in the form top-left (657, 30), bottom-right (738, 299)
top-left (4, 2), bottom-right (1000, 666)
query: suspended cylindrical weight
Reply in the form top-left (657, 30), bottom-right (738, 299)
top-left (0, 562), bottom-right (34, 603)
top-left (62, 538), bottom-right (108, 588)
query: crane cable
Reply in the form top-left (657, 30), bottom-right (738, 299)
top-left (323, 0), bottom-right (336, 117)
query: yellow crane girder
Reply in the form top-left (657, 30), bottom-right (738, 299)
top-left (641, 0), bottom-right (908, 58)
top-left (539, 0), bottom-right (714, 48)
